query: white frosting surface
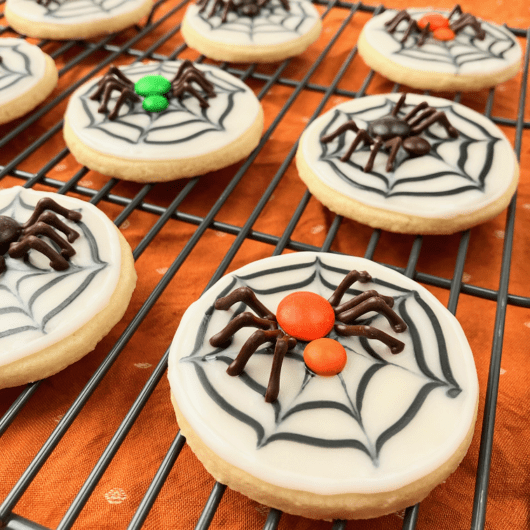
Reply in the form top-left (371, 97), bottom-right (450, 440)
top-left (168, 252), bottom-right (478, 495)
top-left (0, 187), bottom-right (121, 366)
top-left (0, 39), bottom-right (47, 106)
top-left (6, 0), bottom-right (149, 25)
top-left (184, 0), bottom-right (320, 46)
top-left (300, 93), bottom-right (516, 219)
top-left (362, 8), bottom-right (521, 76)
top-left (65, 61), bottom-right (262, 160)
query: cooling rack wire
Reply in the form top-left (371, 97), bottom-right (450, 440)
top-left (0, 0), bottom-right (529, 529)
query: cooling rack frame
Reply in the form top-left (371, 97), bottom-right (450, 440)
top-left (0, 1), bottom-right (529, 529)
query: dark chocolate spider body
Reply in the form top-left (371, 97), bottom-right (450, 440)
top-left (209, 269), bottom-right (407, 403)
top-left (321, 93), bottom-right (459, 173)
top-left (90, 61), bottom-right (216, 120)
top-left (0, 197), bottom-right (82, 275)
top-left (385, 4), bottom-right (485, 46)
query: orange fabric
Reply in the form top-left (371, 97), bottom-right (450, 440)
top-left (0, 1), bottom-right (529, 529)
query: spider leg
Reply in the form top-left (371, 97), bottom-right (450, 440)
top-left (225, 328), bottom-right (287, 376)
top-left (9, 235), bottom-right (69, 271)
top-left (22, 198), bottom-right (82, 230)
top-left (384, 10), bottom-right (412, 34)
top-left (214, 286), bottom-right (276, 320)
top-left (108, 89), bottom-right (140, 120)
top-left (210, 311), bottom-right (277, 348)
top-left (265, 335), bottom-right (296, 403)
top-left (0, 255), bottom-right (5, 275)
top-left (321, 120), bottom-right (360, 144)
top-left (364, 137), bottom-right (383, 172)
top-left (335, 324), bottom-right (405, 354)
top-left (402, 101), bottom-right (429, 123)
top-left (448, 4), bottom-right (463, 19)
top-left (21, 222), bottom-right (77, 259)
top-left (408, 107), bottom-right (437, 129)
top-left (384, 137), bottom-right (403, 172)
top-left (342, 130), bottom-right (374, 163)
top-left (328, 270), bottom-right (372, 307)
top-left (390, 94), bottom-right (407, 116)
top-left (334, 289), bottom-right (395, 315)
top-left (335, 295), bottom-right (407, 332)
top-left (401, 19), bottom-right (421, 43)
top-left (450, 14), bottom-right (486, 39)
top-left (410, 111), bottom-right (459, 138)
top-left (24, 211), bottom-right (80, 245)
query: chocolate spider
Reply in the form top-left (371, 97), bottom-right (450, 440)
top-left (321, 93), bottom-right (459, 173)
top-left (209, 269), bottom-right (407, 402)
top-left (197, 0), bottom-right (289, 22)
top-left (0, 197), bottom-right (82, 275)
top-left (90, 62), bottom-right (216, 119)
top-left (385, 4), bottom-right (485, 46)
top-left (90, 66), bottom-right (141, 120)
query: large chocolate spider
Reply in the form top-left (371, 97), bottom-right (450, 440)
top-left (0, 197), bottom-right (82, 275)
top-left (385, 4), bottom-right (485, 46)
top-left (321, 93), bottom-right (459, 173)
top-left (209, 269), bottom-right (407, 402)
top-left (90, 61), bottom-right (216, 120)
top-left (197, 0), bottom-right (289, 22)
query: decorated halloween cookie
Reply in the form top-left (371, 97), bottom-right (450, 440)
top-left (358, 6), bottom-right (522, 91)
top-left (181, 0), bottom-right (322, 63)
top-left (63, 60), bottom-right (264, 182)
top-left (168, 252), bottom-right (478, 520)
top-left (4, 0), bottom-right (153, 40)
top-left (0, 186), bottom-right (136, 389)
top-left (296, 93), bottom-right (519, 235)
top-left (0, 38), bottom-right (58, 125)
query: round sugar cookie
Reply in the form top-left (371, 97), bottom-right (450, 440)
top-left (168, 252), bottom-right (479, 520)
top-left (181, 0), bottom-right (322, 63)
top-left (296, 93), bottom-right (519, 235)
top-left (358, 8), bottom-right (522, 91)
top-left (4, 0), bottom-right (153, 40)
top-left (0, 186), bottom-right (137, 389)
top-left (0, 39), bottom-right (58, 125)
top-left (63, 61), bottom-right (264, 182)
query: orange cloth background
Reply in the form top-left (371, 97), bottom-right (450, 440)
top-left (0, 1), bottom-right (529, 529)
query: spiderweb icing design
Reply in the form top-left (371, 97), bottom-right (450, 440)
top-left (373, 9), bottom-right (519, 74)
top-left (0, 190), bottom-right (108, 344)
top-left (0, 43), bottom-right (35, 95)
top-left (192, 0), bottom-right (318, 42)
top-left (78, 62), bottom-right (246, 146)
top-left (318, 96), bottom-right (501, 199)
top-left (181, 257), bottom-right (462, 466)
top-left (24, 0), bottom-right (134, 19)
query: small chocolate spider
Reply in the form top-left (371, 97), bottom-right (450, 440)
top-left (321, 93), bottom-right (459, 173)
top-left (385, 4), bottom-right (485, 46)
top-left (0, 197), bottom-right (82, 275)
top-left (90, 66), bottom-right (141, 120)
top-left (197, 0), bottom-right (289, 22)
top-left (209, 269), bottom-right (407, 402)
top-left (90, 61), bottom-right (216, 119)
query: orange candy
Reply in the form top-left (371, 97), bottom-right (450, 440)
top-left (304, 338), bottom-right (347, 376)
top-left (433, 27), bottom-right (456, 41)
top-left (276, 291), bottom-right (335, 341)
top-left (418, 13), bottom-right (450, 31)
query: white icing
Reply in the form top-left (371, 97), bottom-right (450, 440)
top-left (65, 61), bottom-right (262, 160)
top-left (0, 39), bottom-right (47, 106)
top-left (168, 252), bottom-right (478, 495)
top-left (300, 93), bottom-right (516, 219)
top-left (184, 0), bottom-right (320, 46)
top-left (6, 0), bottom-right (149, 25)
top-left (0, 187), bottom-right (121, 366)
top-left (362, 8), bottom-right (521, 76)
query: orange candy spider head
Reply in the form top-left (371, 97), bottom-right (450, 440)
top-left (304, 338), bottom-right (347, 376)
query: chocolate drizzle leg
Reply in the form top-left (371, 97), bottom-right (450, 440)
top-left (170, 60), bottom-right (216, 108)
top-left (0, 197), bottom-right (82, 274)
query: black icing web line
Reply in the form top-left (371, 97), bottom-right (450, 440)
top-left (196, 0), bottom-right (316, 42)
top-left (0, 191), bottom-right (108, 339)
top-left (79, 63), bottom-right (246, 146)
top-left (181, 257), bottom-right (462, 466)
top-left (0, 43), bottom-right (34, 94)
top-left (380, 11), bottom-right (518, 70)
top-left (37, 0), bottom-right (132, 19)
top-left (319, 97), bottom-right (501, 198)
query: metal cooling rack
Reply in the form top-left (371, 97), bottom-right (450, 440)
top-left (0, 1), bottom-right (529, 529)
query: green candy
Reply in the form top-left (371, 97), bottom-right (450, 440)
top-left (142, 94), bottom-right (169, 113)
top-left (134, 75), bottom-right (171, 97)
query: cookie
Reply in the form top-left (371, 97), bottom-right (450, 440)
top-left (358, 7), bottom-right (522, 91)
top-left (0, 38), bottom-right (58, 125)
top-left (168, 252), bottom-right (479, 520)
top-left (63, 60), bottom-right (264, 182)
top-left (181, 0), bottom-right (322, 63)
top-left (296, 93), bottom-right (519, 235)
top-left (4, 0), bottom-right (153, 40)
top-left (0, 186), bottom-right (137, 390)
